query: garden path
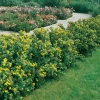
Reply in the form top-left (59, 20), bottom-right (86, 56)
top-left (0, 13), bottom-right (91, 35)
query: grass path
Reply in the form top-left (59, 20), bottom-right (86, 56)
top-left (24, 49), bottom-right (100, 100)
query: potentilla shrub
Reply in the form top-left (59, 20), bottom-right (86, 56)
top-left (0, 32), bottom-right (36, 100)
top-left (49, 27), bottom-right (78, 69)
top-left (0, 15), bottom-right (100, 100)
top-left (67, 15), bottom-right (100, 56)
top-left (28, 28), bottom-right (61, 87)
top-left (87, 15), bottom-right (100, 46)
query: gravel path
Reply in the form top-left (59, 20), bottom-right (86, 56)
top-left (0, 13), bottom-right (91, 35)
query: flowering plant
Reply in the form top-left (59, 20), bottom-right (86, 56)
top-left (0, 15), bottom-right (100, 100)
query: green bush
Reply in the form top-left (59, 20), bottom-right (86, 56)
top-left (0, 33), bottom-right (36, 100)
top-left (54, 7), bottom-right (73, 20)
top-left (68, 21), bottom-right (97, 56)
top-left (0, 14), bottom-right (100, 100)
top-left (9, 21), bottom-right (31, 32)
top-left (0, 7), bottom-right (73, 32)
top-left (67, 15), bottom-right (100, 56)
top-left (49, 27), bottom-right (78, 69)
top-left (25, 1), bottom-right (40, 7)
top-left (68, 0), bottom-right (94, 13)
top-left (92, 5), bottom-right (100, 17)
top-left (0, 11), bottom-right (57, 32)
top-left (0, 0), bottom-right (21, 6)
top-left (41, 0), bottom-right (68, 7)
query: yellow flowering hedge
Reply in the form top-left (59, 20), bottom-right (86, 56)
top-left (49, 27), bottom-right (78, 69)
top-left (67, 15), bottom-right (100, 56)
top-left (0, 15), bottom-right (100, 100)
top-left (0, 32), bottom-right (36, 100)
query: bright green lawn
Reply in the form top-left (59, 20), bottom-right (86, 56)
top-left (24, 49), bottom-right (100, 100)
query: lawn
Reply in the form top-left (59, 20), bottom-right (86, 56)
top-left (24, 48), bottom-right (100, 100)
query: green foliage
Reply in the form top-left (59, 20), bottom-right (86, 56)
top-left (24, 48), bottom-right (100, 100)
top-left (0, 0), bottom-right (21, 6)
top-left (0, 11), bottom-right (57, 32)
top-left (0, 7), bottom-right (73, 32)
top-left (0, 13), bottom-right (31, 32)
top-left (25, 1), bottom-right (40, 7)
top-left (41, 0), bottom-right (68, 7)
top-left (22, 0), bottom-right (32, 2)
top-left (0, 33), bottom-right (36, 100)
top-left (68, 0), bottom-right (94, 13)
top-left (50, 30), bottom-right (77, 69)
top-left (67, 15), bottom-right (100, 56)
top-left (53, 7), bottom-right (73, 20)
top-left (92, 5), bottom-right (100, 17)
top-left (0, 14), bottom-right (100, 100)
top-left (68, 22), bottom-right (97, 56)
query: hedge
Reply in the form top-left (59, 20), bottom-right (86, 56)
top-left (0, 15), bottom-right (100, 100)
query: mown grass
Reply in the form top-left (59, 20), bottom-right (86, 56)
top-left (24, 48), bottom-right (100, 100)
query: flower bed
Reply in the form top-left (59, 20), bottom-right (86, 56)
top-left (0, 6), bottom-right (73, 32)
top-left (0, 14), bottom-right (100, 100)
top-left (0, 12), bottom-right (57, 32)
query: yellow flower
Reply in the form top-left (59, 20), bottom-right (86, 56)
top-left (40, 68), bottom-right (43, 72)
top-left (40, 73), bottom-right (44, 77)
top-left (31, 63), bottom-right (37, 67)
top-left (4, 68), bottom-right (9, 71)
top-left (7, 50), bottom-right (10, 54)
top-left (16, 65), bottom-right (21, 69)
top-left (71, 41), bottom-right (74, 45)
top-left (4, 90), bottom-right (8, 93)
top-left (33, 82), bottom-right (35, 86)
top-left (13, 88), bottom-right (17, 92)
top-left (21, 51), bottom-right (24, 54)
top-left (53, 67), bottom-right (57, 71)
top-left (3, 58), bottom-right (7, 63)
top-left (68, 47), bottom-right (72, 52)
top-left (2, 58), bottom-right (7, 66)
top-left (67, 43), bottom-right (70, 46)
top-left (28, 73), bottom-right (31, 76)
top-left (19, 74), bottom-right (22, 78)
top-left (20, 96), bottom-right (23, 99)
top-left (16, 52), bottom-right (19, 55)
top-left (9, 62), bottom-right (12, 67)
top-left (9, 87), bottom-right (12, 90)
top-left (43, 72), bottom-right (46, 75)
top-left (0, 70), bottom-right (2, 74)
top-left (4, 81), bottom-right (11, 86)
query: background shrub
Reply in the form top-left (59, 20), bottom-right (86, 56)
top-left (92, 5), bottom-right (100, 17)
top-left (0, 0), bottom-right (21, 6)
top-left (35, 0), bottom-right (68, 7)
top-left (21, 1), bottom-right (40, 7)
top-left (67, 0), bottom-right (94, 13)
